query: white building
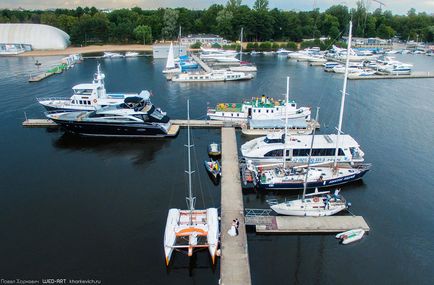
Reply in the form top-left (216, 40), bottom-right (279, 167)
top-left (0, 23), bottom-right (70, 50)
top-left (180, 34), bottom-right (228, 46)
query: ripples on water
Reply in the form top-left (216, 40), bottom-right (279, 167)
top-left (0, 54), bottom-right (433, 284)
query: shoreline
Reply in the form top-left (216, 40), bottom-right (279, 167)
top-left (18, 44), bottom-right (154, 57)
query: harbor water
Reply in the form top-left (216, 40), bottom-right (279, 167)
top-left (0, 54), bottom-right (433, 284)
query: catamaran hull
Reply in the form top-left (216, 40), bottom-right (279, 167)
top-left (50, 120), bottom-right (173, 138)
top-left (258, 168), bottom-right (369, 190)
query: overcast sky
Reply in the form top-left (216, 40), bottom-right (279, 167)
top-left (0, 0), bottom-right (433, 15)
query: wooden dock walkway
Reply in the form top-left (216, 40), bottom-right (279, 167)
top-left (22, 119), bottom-right (58, 127)
top-left (347, 71), bottom-right (434, 80)
top-left (244, 212), bottom-right (370, 233)
top-left (190, 54), bottom-right (212, 73)
top-left (22, 118), bottom-right (240, 128)
top-left (220, 127), bottom-right (252, 285)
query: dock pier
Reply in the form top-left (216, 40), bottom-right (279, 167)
top-left (245, 210), bottom-right (370, 233)
top-left (190, 54), bottom-right (212, 73)
top-left (220, 127), bottom-right (252, 285)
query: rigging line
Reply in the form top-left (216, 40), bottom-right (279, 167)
top-left (190, 128), bottom-right (206, 208)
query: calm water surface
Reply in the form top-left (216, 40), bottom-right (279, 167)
top-left (0, 54), bottom-right (433, 285)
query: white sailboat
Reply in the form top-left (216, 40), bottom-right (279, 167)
top-left (164, 100), bottom-right (219, 266)
top-left (230, 27), bottom-right (257, 72)
top-left (162, 42), bottom-right (181, 74)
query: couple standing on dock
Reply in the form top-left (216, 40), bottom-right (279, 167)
top-left (228, 218), bottom-right (240, 237)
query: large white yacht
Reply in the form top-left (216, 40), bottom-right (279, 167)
top-left (38, 65), bottom-right (143, 112)
top-left (172, 70), bottom-right (253, 82)
top-left (240, 133), bottom-right (365, 164)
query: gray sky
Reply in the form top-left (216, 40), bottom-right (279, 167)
top-left (0, 0), bottom-right (433, 15)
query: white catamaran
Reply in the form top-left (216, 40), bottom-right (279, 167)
top-left (164, 100), bottom-right (219, 266)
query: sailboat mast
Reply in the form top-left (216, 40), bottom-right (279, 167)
top-left (302, 126), bottom-right (317, 200)
top-left (186, 100), bottom-right (195, 221)
top-left (282, 76), bottom-right (289, 169)
top-left (333, 21), bottom-right (353, 168)
top-left (240, 27), bottom-right (244, 62)
top-left (178, 26), bottom-right (182, 55)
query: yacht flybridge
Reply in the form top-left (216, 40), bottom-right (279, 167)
top-left (164, 100), bottom-right (219, 266)
top-left (38, 64), bottom-right (143, 112)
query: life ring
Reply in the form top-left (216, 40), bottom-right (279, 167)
top-left (241, 123), bottom-right (247, 129)
top-left (313, 197), bottom-right (320, 202)
top-left (93, 99), bottom-right (97, 103)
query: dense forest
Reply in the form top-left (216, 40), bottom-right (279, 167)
top-left (0, 0), bottom-right (433, 46)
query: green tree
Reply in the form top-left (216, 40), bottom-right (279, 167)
top-left (377, 23), bottom-right (395, 39)
top-left (162, 8), bottom-right (179, 40)
top-left (253, 0), bottom-right (269, 12)
top-left (134, 25), bottom-right (152, 44)
top-left (216, 9), bottom-right (233, 37)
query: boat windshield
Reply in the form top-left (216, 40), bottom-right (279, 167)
top-left (73, 89), bottom-right (93, 95)
top-left (264, 136), bottom-right (284, 144)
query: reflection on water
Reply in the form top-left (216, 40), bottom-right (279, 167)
top-left (52, 133), bottom-right (171, 166)
top-left (0, 54), bottom-right (433, 284)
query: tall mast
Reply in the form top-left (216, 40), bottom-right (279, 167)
top-left (333, 21), bottom-right (352, 168)
top-left (240, 27), bottom-right (244, 61)
top-left (178, 26), bottom-right (182, 55)
top-left (282, 76), bottom-right (289, 168)
top-left (302, 125), bottom-right (317, 200)
top-left (185, 100), bottom-right (195, 223)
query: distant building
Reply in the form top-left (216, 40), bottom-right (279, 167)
top-left (0, 23), bottom-right (70, 50)
top-left (152, 44), bottom-right (187, 59)
top-left (181, 34), bottom-right (228, 46)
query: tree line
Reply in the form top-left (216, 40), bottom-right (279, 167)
top-left (0, 0), bottom-right (433, 46)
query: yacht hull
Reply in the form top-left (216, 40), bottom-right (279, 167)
top-left (51, 120), bottom-right (172, 138)
top-left (258, 168), bottom-right (369, 190)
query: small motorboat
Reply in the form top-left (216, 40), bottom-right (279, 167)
top-left (204, 159), bottom-right (221, 179)
top-left (336, 228), bottom-right (365, 244)
top-left (208, 142), bottom-right (221, 157)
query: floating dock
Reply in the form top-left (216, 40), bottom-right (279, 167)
top-left (22, 119), bottom-right (58, 127)
top-left (220, 127), bottom-right (252, 285)
top-left (347, 71), bottom-right (434, 80)
top-left (244, 212), bottom-right (370, 233)
top-left (28, 72), bottom-right (55, 82)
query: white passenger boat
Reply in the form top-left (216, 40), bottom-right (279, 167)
top-left (241, 133), bottom-right (364, 164)
top-left (37, 65), bottom-right (144, 112)
top-left (172, 70), bottom-right (253, 82)
top-left (241, 118), bottom-right (317, 136)
top-left (207, 94), bottom-right (311, 123)
top-left (336, 229), bottom-right (365, 244)
top-left (164, 101), bottom-right (219, 266)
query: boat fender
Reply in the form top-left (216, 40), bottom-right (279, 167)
top-left (93, 99), bottom-right (97, 103)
